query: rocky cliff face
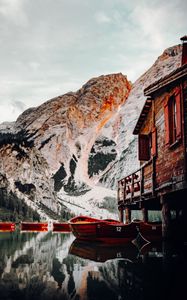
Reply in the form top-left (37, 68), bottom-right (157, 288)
top-left (0, 73), bottom-right (131, 220)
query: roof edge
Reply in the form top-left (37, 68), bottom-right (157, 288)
top-left (133, 64), bottom-right (187, 135)
top-left (133, 98), bottom-right (152, 135)
top-left (144, 63), bottom-right (187, 97)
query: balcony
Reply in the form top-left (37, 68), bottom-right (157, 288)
top-left (117, 158), bottom-right (156, 207)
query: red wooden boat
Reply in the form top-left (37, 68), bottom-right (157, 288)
top-left (69, 216), bottom-right (138, 243)
top-left (0, 222), bottom-right (15, 232)
top-left (69, 216), bottom-right (162, 243)
top-left (52, 222), bottom-right (71, 232)
top-left (138, 221), bottom-right (162, 241)
top-left (20, 222), bottom-right (48, 232)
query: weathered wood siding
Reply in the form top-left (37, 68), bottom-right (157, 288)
top-left (155, 86), bottom-right (185, 189)
top-left (139, 81), bottom-right (186, 194)
top-left (183, 79), bottom-right (187, 180)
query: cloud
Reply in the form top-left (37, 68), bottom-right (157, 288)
top-left (128, 0), bottom-right (186, 50)
top-left (11, 100), bottom-right (26, 112)
top-left (95, 12), bottom-right (111, 24)
top-left (0, 0), bottom-right (28, 26)
top-left (0, 102), bottom-right (21, 123)
top-left (0, 0), bottom-right (186, 123)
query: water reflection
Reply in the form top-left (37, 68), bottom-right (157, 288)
top-left (0, 230), bottom-right (186, 300)
top-left (69, 239), bottom-right (140, 262)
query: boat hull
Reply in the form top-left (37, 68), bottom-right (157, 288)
top-left (69, 216), bottom-right (138, 243)
top-left (139, 222), bottom-right (162, 241)
top-left (53, 222), bottom-right (71, 232)
top-left (69, 216), bottom-right (162, 242)
top-left (20, 222), bottom-right (48, 232)
top-left (0, 222), bottom-right (15, 232)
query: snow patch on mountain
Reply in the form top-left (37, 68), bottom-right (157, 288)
top-left (58, 185), bottom-right (118, 220)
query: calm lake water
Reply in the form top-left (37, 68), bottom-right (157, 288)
top-left (0, 230), bottom-right (186, 300)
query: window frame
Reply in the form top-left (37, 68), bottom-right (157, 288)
top-left (164, 88), bottom-right (182, 148)
top-left (168, 95), bottom-right (177, 144)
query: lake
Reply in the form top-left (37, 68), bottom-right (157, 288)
top-left (0, 230), bottom-right (186, 300)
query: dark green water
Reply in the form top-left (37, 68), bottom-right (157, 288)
top-left (0, 230), bottom-right (186, 300)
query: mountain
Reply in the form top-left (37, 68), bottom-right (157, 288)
top-left (0, 44), bottom-right (182, 221)
top-left (0, 74), bottom-right (131, 220)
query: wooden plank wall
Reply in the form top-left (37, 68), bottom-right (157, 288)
top-left (155, 86), bottom-right (185, 188)
top-left (140, 82), bottom-right (186, 193)
top-left (183, 79), bottom-right (187, 181)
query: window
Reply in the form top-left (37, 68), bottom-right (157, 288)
top-left (138, 128), bottom-right (157, 161)
top-left (169, 96), bottom-right (177, 143)
top-left (164, 88), bottom-right (182, 146)
top-left (138, 134), bottom-right (150, 161)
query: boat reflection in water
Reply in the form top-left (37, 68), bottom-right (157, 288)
top-left (69, 238), bottom-right (186, 300)
top-left (69, 238), bottom-right (141, 262)
top-left (69, 237), bottom-right (165, 263)
top-left (0, 230), bottom-right (186, 300)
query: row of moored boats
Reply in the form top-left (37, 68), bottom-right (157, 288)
top-left (0, 221), bottom-right (71, 232)
top-left (0, 216), bottom-right (162, 242)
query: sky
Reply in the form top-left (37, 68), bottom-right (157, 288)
top-left (0, 0), bottom-right (186, 123)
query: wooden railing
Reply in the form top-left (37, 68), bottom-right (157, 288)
top-left (118, 158), bottom-right (156, 206)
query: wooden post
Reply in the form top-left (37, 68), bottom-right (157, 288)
top-left (131, 175), bottom-right (134, 203)
top-left (161, 199), bottom-right (171, 239)
top-left (182, 204), bottom-right (187, 239)
top-left (117, 181), bottom-right (120, 204)
top-left (119, 208), bottom-right (124, 223)
top-left (142, 207), bottom-right (148, 222)
top-left (123, 179), bottom-right (126, 203)
top-left (125, 207), bottom-right (131, 224)
top-left (152, 156), bottom-right (156, 196)
top-left (140, 167), bottom-right (144, 198)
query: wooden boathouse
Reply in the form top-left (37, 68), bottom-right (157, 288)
top-left (117, 36), bottom-right (187, 240)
